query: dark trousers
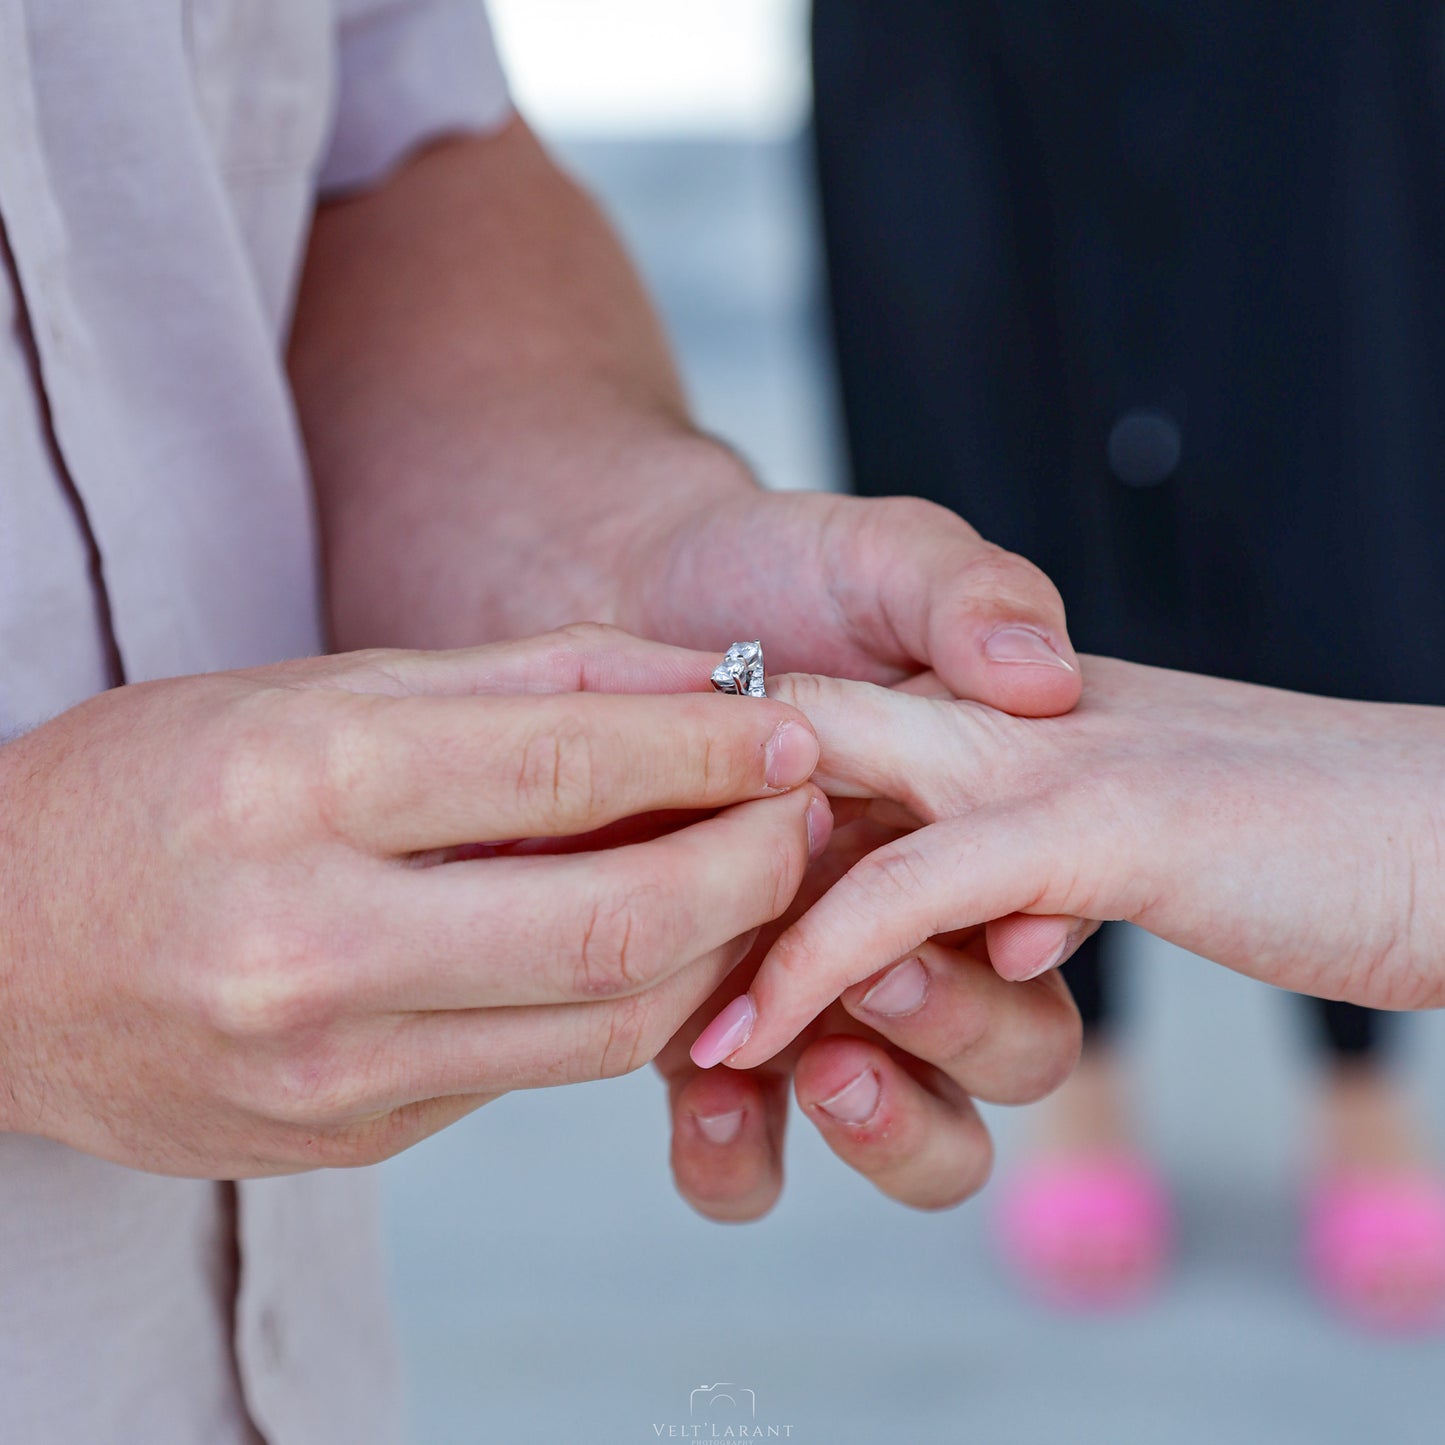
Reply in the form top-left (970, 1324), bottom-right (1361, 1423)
top-left (812, 0), bottom-right (1445, 1060)
top-left (1066, 926), bottom-right (1379, 1057)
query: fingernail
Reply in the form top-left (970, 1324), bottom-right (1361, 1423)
top-left (694, 1108), bottom-right (745, 1145)
top-left (806, 793), bottom-right (834, 861)
top-left (1018, 930), bottom-right (1076, 982)
top-left (765, 721), bottom-right (819, 790)
top-left (983, 625), bottom-right (1074, 671)
top-left (816, 1068), bottom-right (882, 1126)
top-left (859, 957), bottom-right (929, 1018)
top-left (689, 995), bottom-right (755, 1069)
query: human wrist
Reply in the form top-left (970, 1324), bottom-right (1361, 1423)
top-left (586, 431), bottom-right (761, 632)
top-left (505, 425), bottom-right (760, 640)
top-left (1400, 716), bottom-right (1445, 993)
top-left (322, 423), bottom-right (756, 651)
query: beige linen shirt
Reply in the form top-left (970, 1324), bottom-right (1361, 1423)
top-left (0, 3), bottom-right (510, 1440)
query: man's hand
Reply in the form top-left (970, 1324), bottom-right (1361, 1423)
top-left (694, 660), bottom-right (1445, 1074)
top-left (619, 488), bottom-right (1081, 719)
top-left (288, 121), bottom-right (1081, 728)
top-left (286, 118), bottom-right (1085, 1212)
top-left (0, 627), bottom-right (825, 1178)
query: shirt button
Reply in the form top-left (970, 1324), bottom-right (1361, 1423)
top-left (1107, 408), bottom-right (1183, 487)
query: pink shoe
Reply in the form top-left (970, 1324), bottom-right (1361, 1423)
top-left (1306, 1173), bottom-right (1445, 1331)
top-left (995, 1155), bottom-right (1173, 1308)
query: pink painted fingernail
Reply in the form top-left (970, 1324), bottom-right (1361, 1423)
top-left (694, 1109), bottom-right (745, 1145)
top-left (983, 625), bottom-right (1074, 671)
top-left (859, 957), bottom-right (930, 1018)
top-left (806, 793), bottom-right (834, 861)
top-left (765, 721), bottom-right (819, 789)
top-left (689, 995), bottom-right (755, 1069)
top-left (816, 1068), bottom-right (882, 1126)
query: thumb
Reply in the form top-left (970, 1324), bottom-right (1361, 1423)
top-left (839, 497), bottom-right (1082, 716)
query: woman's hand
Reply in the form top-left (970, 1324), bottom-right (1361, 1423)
top-left (656, 818), bottom-right (1080, 1219)
top-left (0, 625), bottom-right (826, 1178)
top-left (691, 657), bottom-right (1445, 1070)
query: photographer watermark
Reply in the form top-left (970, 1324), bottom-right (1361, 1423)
top-left (650, 1382), bottom-right (796, 1439)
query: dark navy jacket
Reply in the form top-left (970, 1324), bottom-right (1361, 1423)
top-left (813, 0), bottom-right (1445, 702)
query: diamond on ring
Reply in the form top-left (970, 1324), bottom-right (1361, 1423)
top-left (710, 640), bottom-right (766, 698)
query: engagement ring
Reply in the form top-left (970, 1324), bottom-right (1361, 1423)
top-left (710, 640), bottom-right (767, 698)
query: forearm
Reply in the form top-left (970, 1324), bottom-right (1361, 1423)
top-left (287, 117), bottom-right (754, 651)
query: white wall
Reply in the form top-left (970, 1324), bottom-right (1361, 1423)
top-left (487, 0), bottom-right (810, 137)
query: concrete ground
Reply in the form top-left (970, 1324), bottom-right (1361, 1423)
top-left (380, 137), bottom-right (1445, 1445)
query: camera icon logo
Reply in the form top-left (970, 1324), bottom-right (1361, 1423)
top-left (690, 1383), bottom-right (757, 1420)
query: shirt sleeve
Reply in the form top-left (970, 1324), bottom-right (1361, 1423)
top-left (318, 0), bottom-right (512, 195)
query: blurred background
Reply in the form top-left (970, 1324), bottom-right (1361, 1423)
top-left (381, 4), bottom-right (1445, 1440)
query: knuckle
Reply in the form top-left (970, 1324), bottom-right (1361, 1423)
top-left (686, 696), bottom-right (790, 800)
top-left (968, 542), bottom-right (1065, 616)
top-left (208, 738), bottom-right (276, 839)
top-left (685, 716), bottom-right (747, 800)
top-left (514, 718), bottom-right (598, 827)
top-left (554, 620), bottom-right (627, 649)
top-left (256, 1049), bottom-right (364, 1128)
top-left (856, 842), bottom-right (933, 915)
top-left (202, 925), bottom-right (337, 1042)
top-left (697, 731), bottom-right (721, 799)
top-left (572, 886), bottom-right (671, 999)
top-left (545, 621), bottom-right (630, 675)
top-left (765, 843), bottom-right (938, 998)
top-left (193, 689), bottom-right (378, 849)
top-left (868, 494), bottom-right (968, 539)
top-left (589, 993), bottom-right (659, 1079)
top-left (769, 671), bottom-right (830, 725)
top-left (497, 622), bottom-right (633, 695)
top-left (189, 696), bottom-right (303, 848)
top-left (328, 648), bottom-right (413, 694)
top-left (764, 922), bottom-right (820, 997)
top-left (310, 700), bottom-right (388, 839)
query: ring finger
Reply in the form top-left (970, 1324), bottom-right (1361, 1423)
top-left (793, 1033), bottom-right (995, 1210)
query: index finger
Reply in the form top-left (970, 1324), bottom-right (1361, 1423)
top-left (321, 689), bottom-right (820, 853)
top-left (298, 624), bottom-right (727, 700)
top-left (692, 804), bottom-right (1092, 1068)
